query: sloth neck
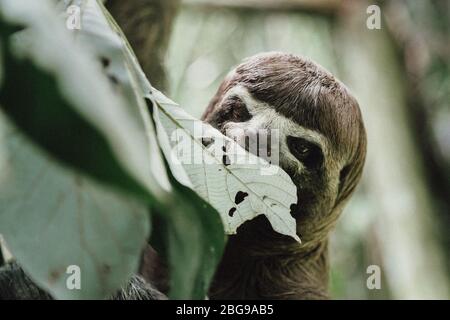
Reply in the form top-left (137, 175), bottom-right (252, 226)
top-left (208, 215), bottom-right (330, 300)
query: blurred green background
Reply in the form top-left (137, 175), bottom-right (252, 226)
top-left (164, 0), bottom-right (450, 299)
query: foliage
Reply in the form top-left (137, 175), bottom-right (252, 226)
top-left (0, 0), bottom-right (298, 299)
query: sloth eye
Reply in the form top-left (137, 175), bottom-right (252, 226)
top-left (286, 136), bottom-right (324, 169)
top-left (298, 146), bottom-right (309, 155)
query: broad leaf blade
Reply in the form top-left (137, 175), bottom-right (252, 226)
top-left (74, 0), bottom-right (227, 299)
top-left (151, 92), bottom-right (300, 242)
top-left (0, 0), bottom-right (163, 299)
top-left (151, 172), bottom-right (225, 299)
top-left (0, 112), bottom-right (150, 299)
top-left (0, 0), bottom-right (168, 199)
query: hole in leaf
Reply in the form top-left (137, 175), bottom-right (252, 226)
top-left (202, 137), bottom-right (214, 147)
top-left (234, 191), bottom-right (248, 205)
top-left (100, 56), bottom-right (110, 68)
top-left (222, 155), bottom-right (231, 166)
top-left (290, 203), bottom-right (299, 217)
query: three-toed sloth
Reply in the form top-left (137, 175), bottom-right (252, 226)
top-left (0, 52), bottom-right (366, 300)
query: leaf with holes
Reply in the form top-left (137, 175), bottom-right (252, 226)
top-left (150, 90), bottom-right (300, 242)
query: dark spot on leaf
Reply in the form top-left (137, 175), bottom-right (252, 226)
top-left (228, 207), bottom-right (236, 217)
top-left (202, 137), bottom-right (214, 147)
top-left (100, 56), bottom-right (110, 68)
top-left (222, 145), bottom-right (226, 153)
top-left (109, 75), bottom-right (119, 85)
top-left (145, 98), bottom-right (154, 115)
top-left (234, 191), bottom-right (248, 205)
top-left (222, 155), bottom-right (231, 166)
top-left (290, 203), bottom-right (299, 217)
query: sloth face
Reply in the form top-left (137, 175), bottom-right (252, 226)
top-left (203, 52), bottom-right (366, 239)
top-left (217, 86), bottom-right (334, 217)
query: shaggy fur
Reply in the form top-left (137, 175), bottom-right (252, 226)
top-left (203, 52), bottom-right (367, 299)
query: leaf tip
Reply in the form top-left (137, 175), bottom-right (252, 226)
top-left (293, 234), bottom-right (302, 244)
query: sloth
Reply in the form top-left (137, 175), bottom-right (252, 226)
top-left (0, 52), bottom-right (366, 300)
top-left (203, 52), bottom-right (366, 299)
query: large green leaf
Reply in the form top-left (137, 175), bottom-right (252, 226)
top-left (0, 0), bottom-right (169, 199)
top-left (0, 0), bottom-right (226, 300)
top-left (0, 0), bottom-right (165, 299)
top-left (0, 112), bottom-right (150, 299)
top-left (148, 163), bottom-right (225, 299)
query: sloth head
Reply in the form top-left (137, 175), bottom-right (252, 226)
top-left (202, 52), bottom-right (367, 247)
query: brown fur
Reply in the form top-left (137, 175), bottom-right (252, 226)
top-left (202, 52), bottom-right (367, 299)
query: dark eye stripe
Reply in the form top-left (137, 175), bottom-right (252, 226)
top-left (286, 136), bottom-right (324, 168)
top-left (222, 96), bottom-right (252, 122)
